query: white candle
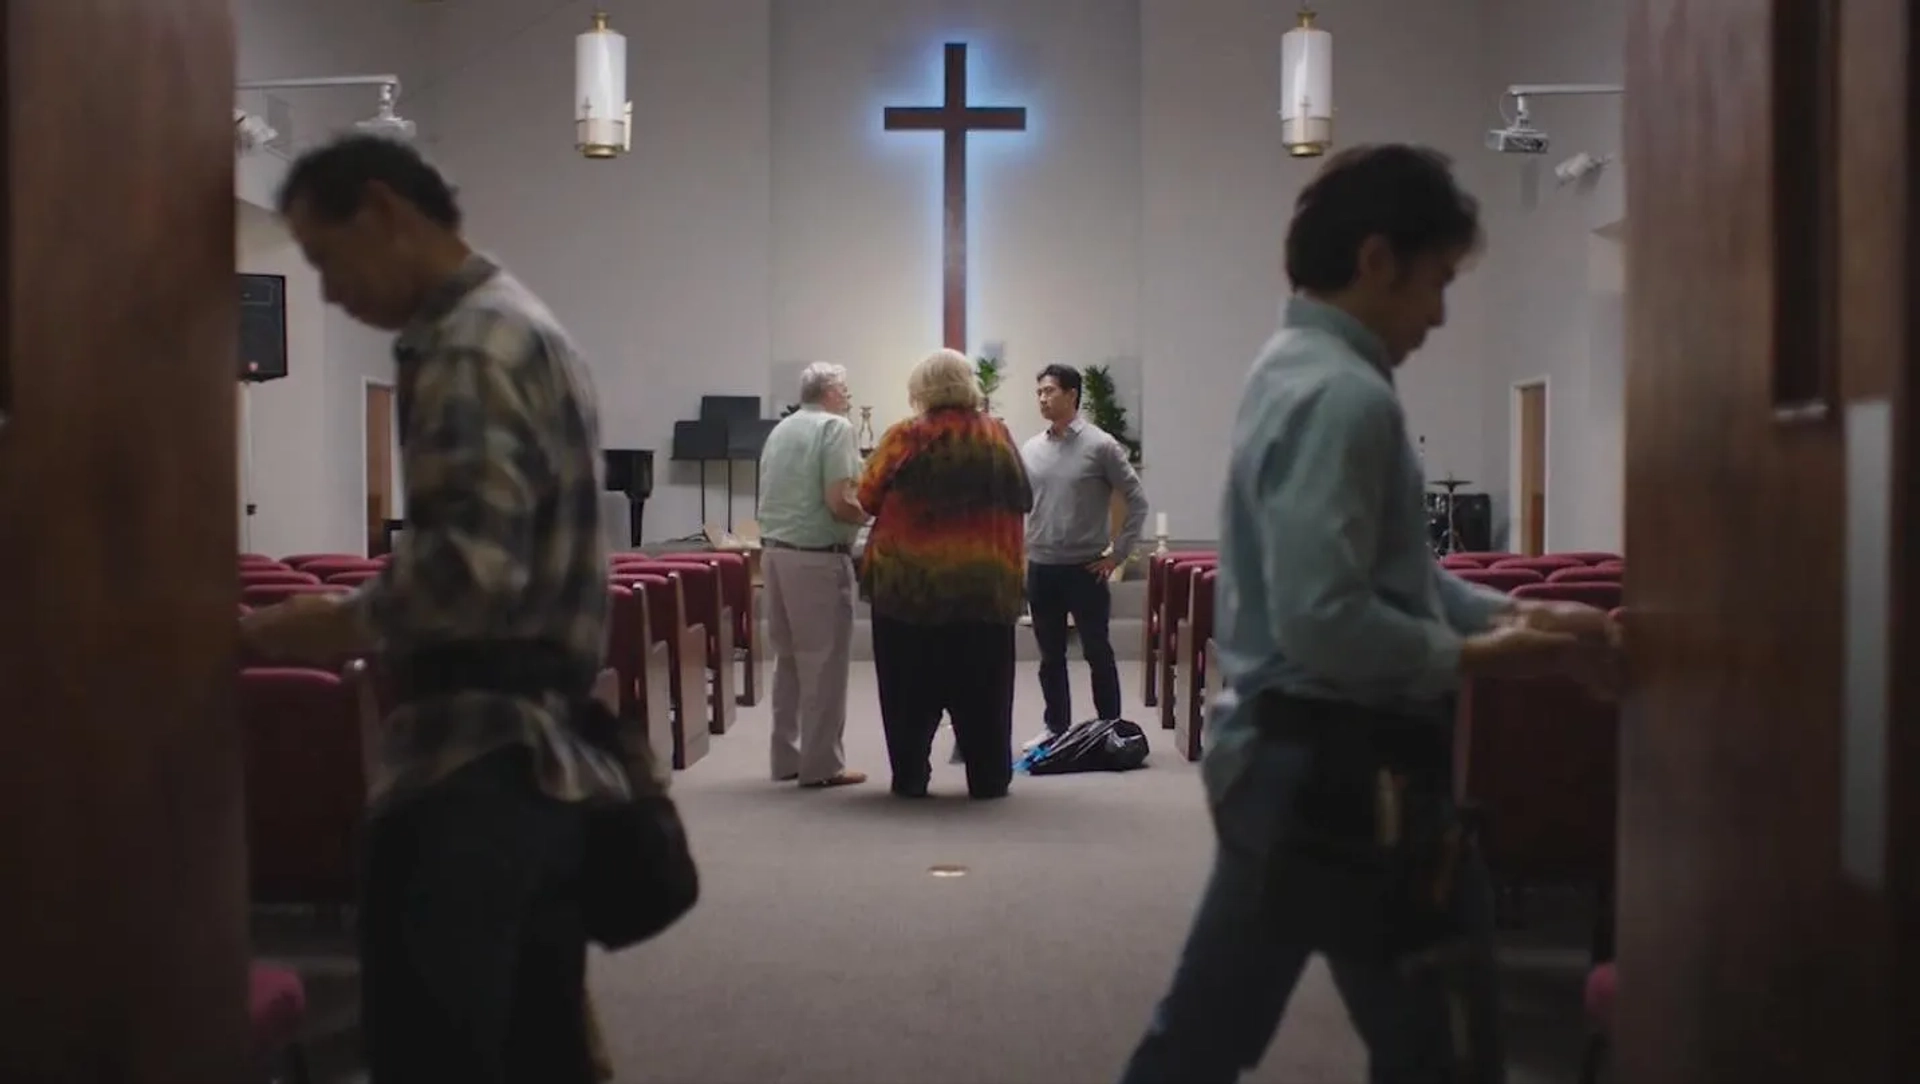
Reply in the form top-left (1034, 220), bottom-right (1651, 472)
top-left (1155, 512), bottom-right (1169, 537)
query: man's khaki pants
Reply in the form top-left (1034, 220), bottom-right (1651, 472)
top-left (761, 546), bottom-right (857, 783)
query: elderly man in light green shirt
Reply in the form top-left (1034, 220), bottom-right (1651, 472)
top-left (756, 362), bottom-right (871, 788)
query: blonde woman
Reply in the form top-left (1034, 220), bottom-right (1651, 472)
top-left (856, 350), bottom-right (1033, 798)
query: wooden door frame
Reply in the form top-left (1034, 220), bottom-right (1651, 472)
top-left (1508, 375), bottom-right (1551, 553)
top-left (360, 376), bottom-right (399, 554)
top-left (1615, 0), bottom-right (1914, 1075)
top-left (237, 381), bottom-right (253, 552)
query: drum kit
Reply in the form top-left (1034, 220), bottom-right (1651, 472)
top-left (1425, 477), bottom-right (1471, 556)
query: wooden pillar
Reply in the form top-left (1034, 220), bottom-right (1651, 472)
top-left (0, 2), bottom-right (248, 1080)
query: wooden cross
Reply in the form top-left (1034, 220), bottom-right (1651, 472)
top-left (883, 42), bottom-right (1027, 352)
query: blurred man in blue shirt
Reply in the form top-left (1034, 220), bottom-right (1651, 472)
top-left (1118, 145), bottom-right (1621, 1084)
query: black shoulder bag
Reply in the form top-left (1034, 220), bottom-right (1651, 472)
top-left (393, 641), bottom-right (700, 951)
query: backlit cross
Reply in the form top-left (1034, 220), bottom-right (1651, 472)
top-left (883, 43), bottom-right (1027, 352)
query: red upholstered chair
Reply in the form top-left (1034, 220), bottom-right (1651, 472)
top-left (615, 571), bottom-right (712, 761)
top-left (1556, 551), bottom-right (1622, 566)
top-left (1158, 557), bottom-right (1218, 731)
top-left (604, 585), bottom-right (641, 710)
top-left (1580, 963), bottom-right (1616, 1084)
top-left (1490, 555), bottom-right (1585, 574)
top-left (238, 668), bottom-right (366, 906)
top-left (241, 569), bottom-right (322, 588)
top-left (1453, 671), bottom-right (1619, 921)
top-left (299, 557), bottom-right (381, 581)
top-left (1455, 568), bottom-right (1543, 593)
top-left (1511, 581), bottom-right (1623, 611)
top-left (632, 561), bottom-right (736, 734)
top-left (249, 962), bottom-right (312, 1084)
top-left (1440, 554), bottom-right (1486, 570)
top-left (280, 553), bottom-right (360, 570)
top-left (240, 552), bottom-right (281, 565)
top-left (607, 584), bottom-right (693, 769)
top-left (1177, 569), bottom-right (1218, 761)
top-left (1141, 550), bottom-right (1215, 707)
top-left (1451, 551), bottom-right (1516, 564)
top-left (656, 550), bottom-right (760, 706)
top-left (1547, 565), bottom-right (1623, 585)
top-left (242, 582), bottom-right (350, 609)
top-left (325, 568), bottom-right (381, 588)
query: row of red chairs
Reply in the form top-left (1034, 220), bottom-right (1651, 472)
top-left (1453, 565), bottom-right (1622, 592)
top-left (1144, 548), bottom-right (1625, 1075)
top-left (236, 549), bottom-right (764, 915)
top-left (1143, 551), bottom-right (1624, 874)
top-left (1141, 551), bottom-right (1626, 735)
top-left (1441, 550), bottom-right (1620, 570)
top-left (239, 549), bottom-right (763, 711)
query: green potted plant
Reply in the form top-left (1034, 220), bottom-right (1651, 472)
top-left (974, 354), bottom-right (1004, 414)
top-left (1081, 363), bottom-right (1143, 465)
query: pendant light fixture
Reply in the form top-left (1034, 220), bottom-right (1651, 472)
top-left (576, 11), bottom-right (631, 159)
top-left (1280, 6), bottom-right (1333, 157)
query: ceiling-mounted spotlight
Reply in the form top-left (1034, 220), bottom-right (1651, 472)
top-left (234, 109), bottom-right (278, 154)
top-left (354, 82), bottom-right (416, 140)
top-left (1279, 5), bottom-right (1333, 157)
top-left (235, 74), bottom-right (415, 142)
top-left (1554, 151), bottom-right (1613, 185)
top-left (576, 11), bottom-right (631, 159)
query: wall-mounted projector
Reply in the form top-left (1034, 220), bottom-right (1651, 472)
top-left (1486, 125), bottom-right (1550, 155)
top-left (1486, 83), bottom-right (1622, 156)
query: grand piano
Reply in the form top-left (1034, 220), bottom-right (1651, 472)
top-left (605, 448), bottom-right (655, 546)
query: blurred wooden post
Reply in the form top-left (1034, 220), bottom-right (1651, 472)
top-left (0, 2), bottom-right (248, 1079)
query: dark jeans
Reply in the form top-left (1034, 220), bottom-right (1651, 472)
top-left (1118, 720), bottom-right (1503, 1084)
top-left (359, 747), bottom-right (596, 1084)
top-left (1027, 561), bottom-right (1122, 732)
top-left (871, 613), bottom-right (1016, 798)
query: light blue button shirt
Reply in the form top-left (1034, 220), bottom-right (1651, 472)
top-left (756, 405), bottom-right (861, 549)
top-left (1200, 296), bottom-right (1510, 803)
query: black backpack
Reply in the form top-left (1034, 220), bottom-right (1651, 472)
top-left (1021, 717), bottom-right (1151, 775)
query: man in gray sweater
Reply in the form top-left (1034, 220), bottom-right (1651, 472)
top-left (1020, 364), bottom-right (1150, 747)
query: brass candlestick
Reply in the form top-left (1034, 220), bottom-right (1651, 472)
top-left (857, 406), bottom-right (876, 458)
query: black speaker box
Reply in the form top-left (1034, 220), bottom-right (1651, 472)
top-left (239, 273), bottom-right (287, 383)
top-left (1452, 493), bottom-right (1494, 553)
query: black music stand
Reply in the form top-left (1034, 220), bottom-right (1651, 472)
top-left (669, 397), bottom-right (778, 531)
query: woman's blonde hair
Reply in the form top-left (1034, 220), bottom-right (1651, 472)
top-left (906, 348), bottom-right (983, 412)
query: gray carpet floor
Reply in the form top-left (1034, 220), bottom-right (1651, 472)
top-left (588, 661), bottom-right (1591, 1084)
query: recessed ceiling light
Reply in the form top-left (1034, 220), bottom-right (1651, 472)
top-left (927, 864), bottom-right (969, 878)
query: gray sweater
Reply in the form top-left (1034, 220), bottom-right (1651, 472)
top-left (1020, 418), bottom-right (1150, 565)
